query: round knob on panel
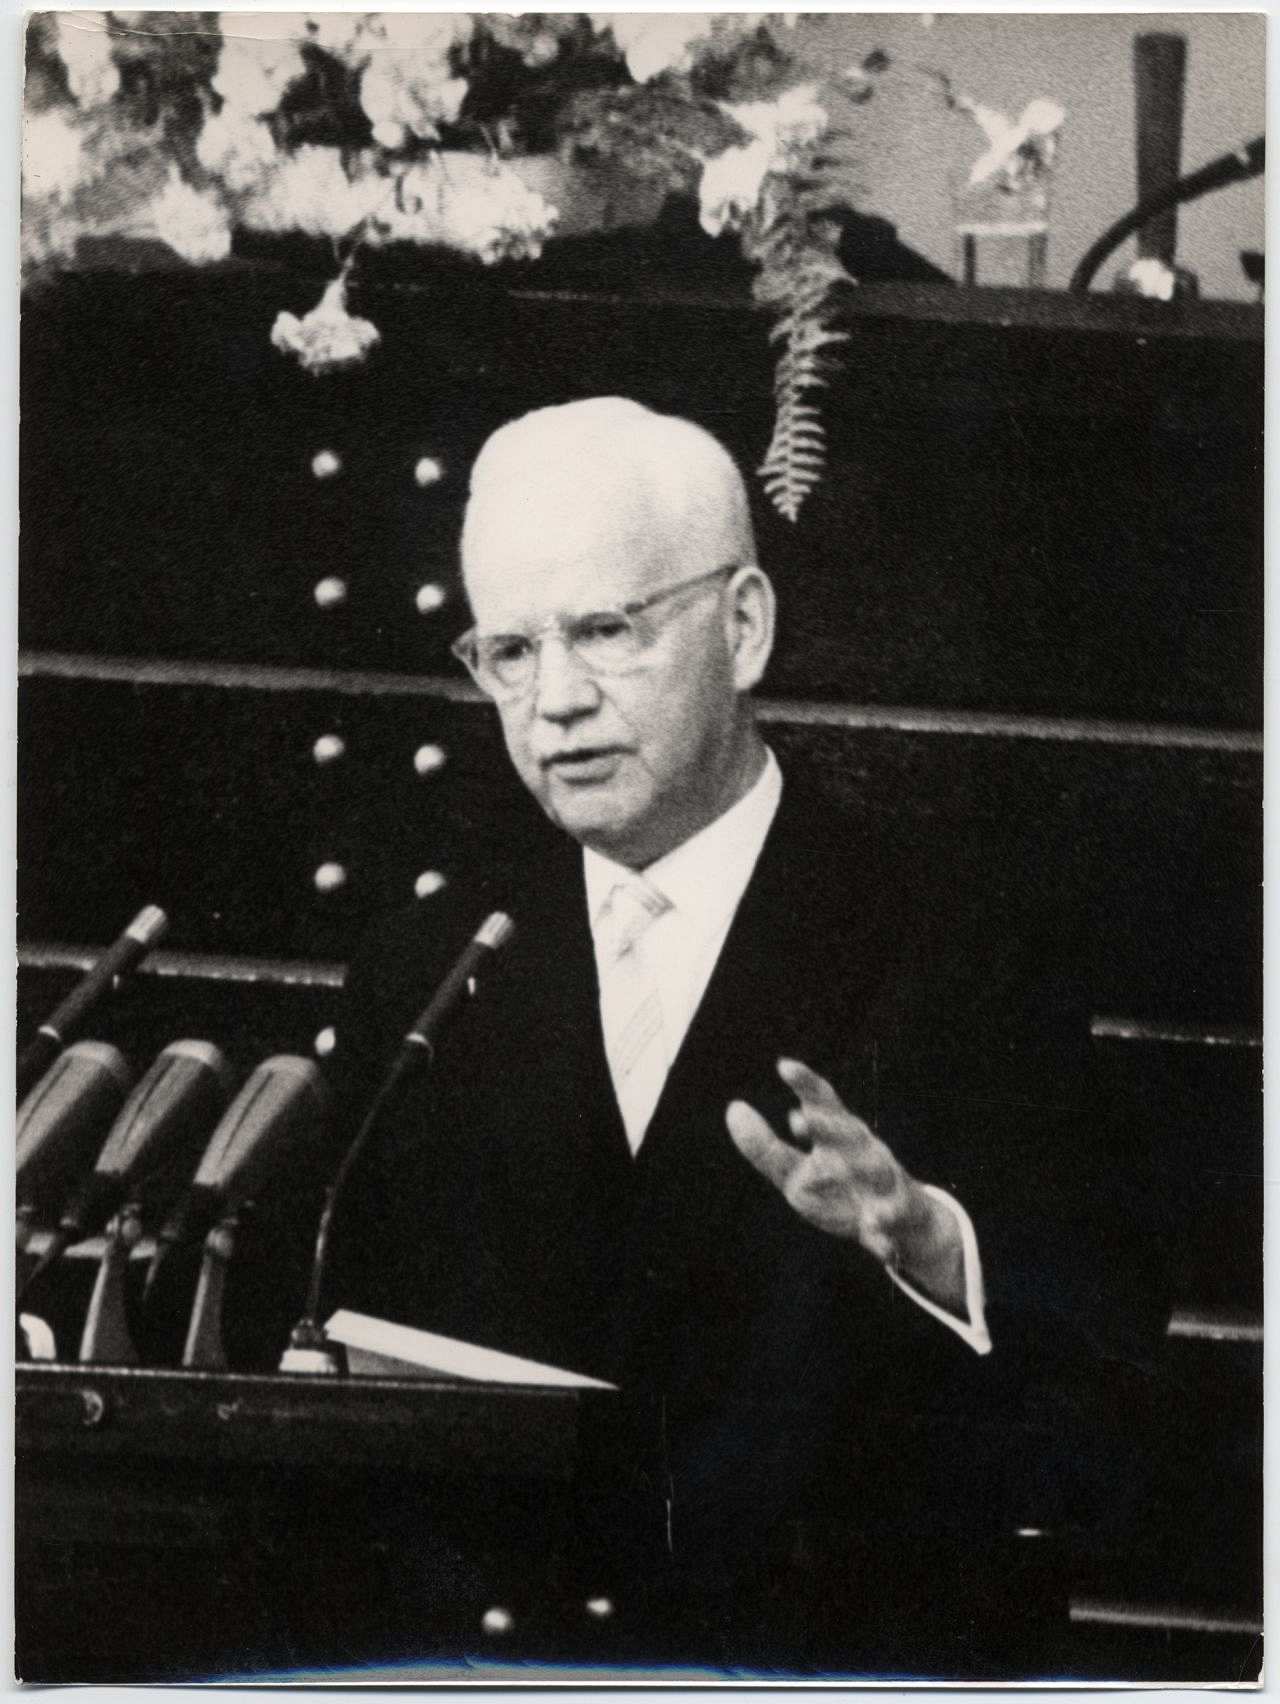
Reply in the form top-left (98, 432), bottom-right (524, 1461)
top-left (313, 733), bottom-right (346, 765)
top-left (414, 456), bottom-right (444, 488)
top-left (481, 1607), bottom-right (514, 1637)
top-left (413, 743), bottom-right (446, 777)
top-left (313, 1026), bottom-right (336, 1058)
top-left (413, 870), bottom-right (446, 901)
top-left (314, 576), bottom-right (347, 610)
top-left (415, 582), bottom-right (446, 616)
top-left (311, 449), bottom-right (341, 480)
top-left (314, 861), bottom-right (347, 894)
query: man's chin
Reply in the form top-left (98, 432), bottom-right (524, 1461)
top-left (540, 790), bottom-right (644, 863)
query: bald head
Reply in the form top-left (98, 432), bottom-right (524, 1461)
top-left (461, 398), bottom-right (756, 592)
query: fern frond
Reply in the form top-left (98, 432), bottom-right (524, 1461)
top-left (755, 247), bottom-right (853, 517)
top-left (740, 125), bottom-right (862, 519)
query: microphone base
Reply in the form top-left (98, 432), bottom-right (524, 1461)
top-left (278, 1344), bottom-right (345, 1375)
top-left (279, 1317), bottom-right (346, 1376)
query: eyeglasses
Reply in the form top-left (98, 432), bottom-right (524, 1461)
top-left (451, 563), bottom-right (738, 701)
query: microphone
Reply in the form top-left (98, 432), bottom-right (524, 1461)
top-left (282, 910), bottom-right (515, 1372)
top-left (16, 1036), bottom-right (132, 1213)
top-left (145, 1055), bottom-right (329, 1297)
top-left (17, 906), bottom-right (169, 1100)
top-left (19, 1039), bottom-right (233, 1299)
top-left (396, 909), bottom-right (518, 1070)
top-left (16, 1042), bottom-right (133, 1247)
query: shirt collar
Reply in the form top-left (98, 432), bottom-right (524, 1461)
top-left (583, 747), bottom-right (783, 933)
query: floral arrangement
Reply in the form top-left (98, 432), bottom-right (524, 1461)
top-left (24, 11), bottom-right (893, 518)
top-left (31, 19), bottom-right (1063, 525)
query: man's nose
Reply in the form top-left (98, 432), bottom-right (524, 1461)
top-left (531, 633), bottom-right (601, 721)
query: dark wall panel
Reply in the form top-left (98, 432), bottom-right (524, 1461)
top-left (21, 272), bottom-right (1261, 725)
top-left (18, 675), bottom-right (1259, 1029)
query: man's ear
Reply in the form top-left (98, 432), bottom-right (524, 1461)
top-left (725, 564), bottom-right (776, 693)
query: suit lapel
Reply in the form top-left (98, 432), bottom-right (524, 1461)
top-left (637, 778), bottom-right (900, 1170)
top-left (490, 845), bottom-right (633, 1220)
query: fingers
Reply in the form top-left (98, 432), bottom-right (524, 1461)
top-left (777, 1057), bottom-right (843, 1110)
top-left (779, 1057), bottom-right (875, 1153)
top-left (725, 1099), bottom-right (803, 1193)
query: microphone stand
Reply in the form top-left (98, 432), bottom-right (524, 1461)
top-left (17, 906), bottom-right (168, 1101)
top-left (79, 1205), bottom-right (145, 1365)
top-left (281, 910), bottom-right (515, 1375)
top-left (279, 1064), bottom-right (410, 1375)
top-left (183, 1209), bottom-right (242, 1371)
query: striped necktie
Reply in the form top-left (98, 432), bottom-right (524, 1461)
top-left (595, 876), bottom-right (673, 1153)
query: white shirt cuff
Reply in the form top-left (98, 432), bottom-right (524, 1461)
top-left (887, 1183), bottom-right (992, 1355)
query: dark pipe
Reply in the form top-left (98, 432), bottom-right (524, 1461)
top-left (1069, 137), bottom-right (1264, 293)
top-left (1133, 33), bottom-right (1188, 266)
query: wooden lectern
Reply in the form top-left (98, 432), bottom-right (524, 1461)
top-left (16, 1361), bottom-right (624, 1682)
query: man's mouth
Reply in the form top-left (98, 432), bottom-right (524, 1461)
top-left (542, 747), bottom-right (627, 783)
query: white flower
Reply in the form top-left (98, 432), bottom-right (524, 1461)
top-left (271, 275), bottom-right (381, 375)
top-left (963, 95), bottom-right (1066, 187)
top-left (697, 139), bottom-right (773, 237)
top-left (522, 31), bottom-right (559, 69)
top-left (726, 83), bottom-right (828, 155)
top-left (145, 169), bottom-right (232, 263)
top-left (355, 3), bottom-right (473, 136)
top-left (1020, 98), bottom-right (1067, 138)
top-left (370, 119), bottom-right (408, 151)
top-left (243, 145), bottom-right (380, 237)
top-left (1125, 257), bottom-right (1177, 301)
top-left (22, 106), bottom-right (86, 201)
top-left (604, 14), bottom-right (711, 82)
top-left (443, 168), bottom-right (560, 266)
top-left (195, 108), bottom-right (278, 194)
top-left (54, 13), bottom-right (119, 108)
top-left (360, 60), bottom-right (412, 136)
top-left (359, 55), bottom-right (467, 149)
top-left (362, 12), bottom-right (471, 57)
top-left (303, 13), bottom-right (376, 69)
top-left (212, 31), bottom-right (307, 118)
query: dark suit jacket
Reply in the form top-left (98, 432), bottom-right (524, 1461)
top-left (329, 766), bottom-right (1167, 1576)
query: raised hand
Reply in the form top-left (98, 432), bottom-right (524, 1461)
top-left (726, 1057), bottom-right (964, 1310)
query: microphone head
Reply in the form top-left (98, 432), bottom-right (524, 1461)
top-left (16, 1041), bottom-right (132, 1192)
top-left (151, 1056), bottom-right (330, 1277)
top-left (477, 911), bottom-right (515, 952)
top-left (89, 1039), bottom-right (233, 1192)
top-left (126, 905), bottom-right (169, 948)
top-left (191, 1055), bottom-right (328, 1194)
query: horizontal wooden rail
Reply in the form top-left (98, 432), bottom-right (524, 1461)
top-left (1068, 1598), bottom-right (1261, 1638)
top-left (507, 281), bottom-right (1266, 343)
top-left (24, 941), bottom-right (1263, 1059)
top-left (1166, 1308), bottom-right (1262, 1346)
top-left (759, 700), bottom-right (1261, 753)
top-left (18, 941), bottom-right (345, 990)
top-left (18, 652), bottom-right (1263, 754)
top-left (1090, 1016), bottom-right (1262, 1048)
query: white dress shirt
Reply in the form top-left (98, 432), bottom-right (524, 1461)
top-left (584, 749), bottom-right (991, 1354)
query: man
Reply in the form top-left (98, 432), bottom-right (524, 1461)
top-left (332, 398), bottom-right (1164, 1670)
